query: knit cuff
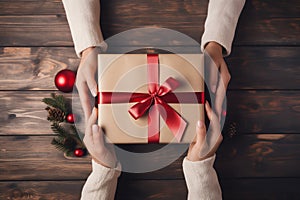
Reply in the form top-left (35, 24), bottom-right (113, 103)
top-left (201, 0), bottom-right (245, 56)
top-left (91, 159), bottom-right (121, 180)
top-left (62, 0), bottom-right (106, 57)
top-left (183, 154), bottom-right (216, 177)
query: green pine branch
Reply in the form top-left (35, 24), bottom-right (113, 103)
top-left (70, 125), bottom-right (85, 148)
top-left (42, 93), bottom-right (69, 113)
top-left (43, 93), bottom-right (86, 155)
top-left (51, 122), bottom-right (70, 139)
top-left (51, 138), bottom-right (72, 154)
top-left (51, 122), bottom-right (85, 149)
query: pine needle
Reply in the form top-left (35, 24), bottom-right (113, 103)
top-left (42, 93), bottom-right (68, 113)
top-left (51, 138), bottom-right (71, 153)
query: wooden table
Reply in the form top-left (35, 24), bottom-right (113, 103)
top-left (0, 0), bottom-right (299, 199)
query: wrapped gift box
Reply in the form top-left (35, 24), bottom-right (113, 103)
top-left (98, 54), bottom-right (204, 143)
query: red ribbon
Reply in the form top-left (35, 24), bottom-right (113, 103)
top-left (99, 54), bottom-right (204, 143)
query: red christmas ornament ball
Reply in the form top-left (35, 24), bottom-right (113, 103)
top-left (55, 69), bottom-right (76, 93)
top-left (74, 148), bottom-right (85, 157)
top-left (66, 113), bottom-right (75, 123)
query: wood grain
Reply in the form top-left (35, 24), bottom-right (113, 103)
top-left (220, 178), bottom-right (300, 200)
top-left (1, 134), bottom-right (299, 180)
top-left (0, 181), bottom-right (84, 200)
top-left (1, 0), bottom-right (299, 18)
top-left (227, 91), bottom-right (300, 133)
top-left (227, 47), bottom-right (300, 89)
top-left (0, 92), bottom-right (54, 135)
top-left (1, 178), bottom-right (300, 200)
top-left (0, 15), bottom-right (72, 46)
top-left (0, 47), bottom-right (79, 90)
top-left (0, 0), bottom-right (66, 15)
top-left (1, 47), bottom-right (300, 90)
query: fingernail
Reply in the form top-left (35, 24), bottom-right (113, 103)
top-left (205, 101), bottom-right (209, 107)
top-left (197, 120), bottom-right (204, 128)
top-left (92, 124), bottom-right (98, 133)
top-left (91, 90), bottom-right (97, 97)
top-left (91, 85), bottom-right (97, 97)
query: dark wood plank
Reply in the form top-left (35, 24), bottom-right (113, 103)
top-left (219, 178), bottom-right (300, 200)
top-left (234, 16), bottom-right (300, 46)
top-left (227, 47), bottom-right (300, 90)
top-left (0, 47), bottom-right (79, 90)
top-left (0, 92), bottom-right (56, 135)
top-left (1, 178), bottom-right (300, 200)
top-left (0, 3), bottom-right (299, 46)
top-left (242, 0), bottom-right (300, 18)
top-left (0, 0), bottom-right (65, 15)
top-left (227, 91), bottom-right (300, 133)
top-left (1, 0), bottom-right (299, 18)
top-left (0, 15), bottom-right (72, 46)
top-left (1, 91), bottom-right (300, 135)
top-left (116, 179), bottom-right (187, 200)
top-left (117, 178), bottom-right (300, 200)
top-left (0, 47), bottom-right (299, 90)
top-left (0, 136), bottom-right (91, 180)
top-left (0, 181), bottom-right (83, 200)
top-left (1, 134), bottom-right (299, 180)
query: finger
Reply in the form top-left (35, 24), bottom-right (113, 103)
top-left (76, 81), bottom-right (92, 122)
top-left (83, 48), bottom-right (98, 97)
top-left (87, 108), bottom-right (98, 125)
top-left (195, 120), bottom-right (206, 146)
top-left (208, 59), bottom-right (219, 93)
top-left (205, 101), bottom-right (213, 121)
top-left (86, 78), bottom-right (98, 97)
top-left (206, 134), bottom-right (223, 157)
top-left (214, 62), bottom-right (230, 120)
top-left (85, 108), bottom-right (98, 137)
top-left (92, 124), bottom-right (105, 148)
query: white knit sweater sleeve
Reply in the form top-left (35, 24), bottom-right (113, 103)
top-left (81, 160), bottom-right (121, 200)
top-left (62, 0), bottom-right (105, 57)
top-left (183, 155), bottom-right (222, 200)
top-left (201, 0), bottom-right (245, 56)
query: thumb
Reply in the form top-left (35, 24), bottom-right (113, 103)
top-left (209, 67), bottom-right (218, 94)
top-left (87, 108), bottom-right (98, 128)
top-left (205, 52), bottom-right (219, 94)
top-left (86, 78), bottom-right (98, 97)
top-left (196, 120), bottom-right (206, 146)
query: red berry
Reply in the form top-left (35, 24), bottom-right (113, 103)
top-left (66, 113), bottom-right (75, 123)
top-left (74, 148), bottom-right (85, 157)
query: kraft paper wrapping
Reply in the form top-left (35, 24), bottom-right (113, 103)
top-left (98, 54), bottom-right (204, 143)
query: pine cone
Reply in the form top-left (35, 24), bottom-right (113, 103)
top-left (228, 122), bottom-right (237, 138)
top-left (46, 107), bottom-right (65, 122)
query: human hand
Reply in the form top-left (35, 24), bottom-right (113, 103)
top-left (204, 41), bottom-right (231, 121)
top-left (187, 101), bottom-right (223, 162)
top-left (76, 47), bottom-right (98, 122)
top-left (83, 108), bottom-right (117, 168)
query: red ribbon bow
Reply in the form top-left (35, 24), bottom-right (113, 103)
top-left (99, 54), bottom-right (204, 143)
top-left (128, 54), bottom-right (187, 142)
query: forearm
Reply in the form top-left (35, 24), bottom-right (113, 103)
top-left (183, 155), bottom-right (222, 200)
top-left (201, 0), bottom-right (246, 56)
top-left (62, 0), bottom-right (105, 57)
top-left (81, 160), bottom-right (121, 200)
